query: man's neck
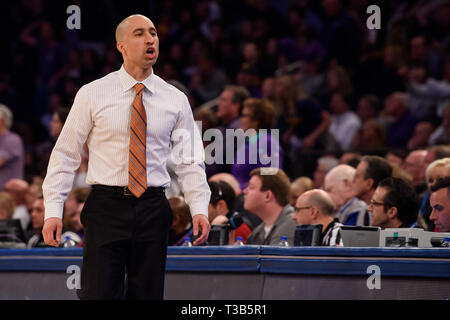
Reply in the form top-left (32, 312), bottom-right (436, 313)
top-left (259, 204), bottom-right (284, 227)
top-left (317, 216), bottom-right (334, 233)
top-left (123, 62), bottom-right (153, 81)
top-left (384, 219), bottom-right (403, 229)
top-left (0, 127), bottom-right (7, 137)
top-left (360, 190), bottom-right (374, 205)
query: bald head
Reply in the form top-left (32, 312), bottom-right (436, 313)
top-left (302, 189), bottom-right (335, 216)
top-left (115, 14), bottom-right (152, 43)
top-left (5, 179), bottom-right (29, 193)
top-left (4, 179), bottom-right (30, 204)
top-left (208, 173), bottom-right (241, 195)
top-left (324, 164), bottom-right (356, 208)
top-left (325, 164), bottom-right (355, 186)
top-left (403, 149), bottom-right (427, 185)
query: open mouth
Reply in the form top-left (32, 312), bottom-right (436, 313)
top-left (146, 48), bottom-right (155, 55)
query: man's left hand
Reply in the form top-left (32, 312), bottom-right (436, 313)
top-left (192, 214), bottom-right (210, 245)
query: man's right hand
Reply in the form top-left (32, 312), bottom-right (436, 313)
top-left (42, 217), bottom-right (63, 247)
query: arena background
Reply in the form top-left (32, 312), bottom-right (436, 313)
top-left (0, 0), bottom-right (450, 306)
top-left (0, 0), bottom-right (448, 183)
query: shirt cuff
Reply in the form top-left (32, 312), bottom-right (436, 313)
top-left (189, 203), bottom-right (209, 219)
top-left (44, 201), bottom-right (64, 220)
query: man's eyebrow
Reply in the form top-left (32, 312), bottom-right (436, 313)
top-left (132, 27), bottom-right (157, 33)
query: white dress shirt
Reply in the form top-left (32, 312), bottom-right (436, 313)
top-left (43, 66), bottom-right (210, 220)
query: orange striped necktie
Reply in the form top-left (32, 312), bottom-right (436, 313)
top-left (128, 83), bottom-right (147, 197)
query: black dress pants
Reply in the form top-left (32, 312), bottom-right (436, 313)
top-left (76, 185), bottom-right (172, 300)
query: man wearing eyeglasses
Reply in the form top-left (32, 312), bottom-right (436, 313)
top-left (430, 177), bottom-right (450, 232)
top-left (368, 177), bottom-right (420, 229)
top-left (292, 189), bottom-right (343, 246)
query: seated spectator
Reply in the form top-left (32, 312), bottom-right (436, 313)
top-left (407, 121), bottom-right (435, 150)
top-left (244, 168), bottom-right (295, 246)
top-left (356, 94), bottom-right (380, 124)
top-left (352, 155), bottom-right (393, 205)
top-left (340, 152), bottom-right (361, 166)
top-left (313, 155), bottom-right (339, 188)
top-left (194, 106), bottom-right (220, 178)
top-left (34, 107), bottom-right (70, 176)
top-left (419, 158), bottom-right (450, 230)
top-left (25, 177), bottom-right (43, 214)
top-left (0, 192), bottom-right (14, 220)
top-left (63, 187), bottom-right (91, 232)
top-left (214, 85), bottom-right (249, 173)
top-left (429, 104), bottom-right (450, 146)
top-left (292, 189), bottom-right (343, 246)
top-left (385, 149), bottom-right (407, 168)
top-left (273, 75), bottom-right (331, 151)
top-left (4, 178), bottom-right (30, 232)
top-left (402, 149), bottom-right (427, 192)
top-left (406, 64), bottom-right (449, 120)
top-left (231, 98), bottom-right (282, 190)
top-left (290, 176), bottom-right (314, 207)
top-left (352, 119), bottom-right (386, 152)
top-left (168, 196), bottom-right (193, 246)
top-left (0, 104), bottom-right (24, 191)
top-left (190, 52), bottom-right (228, 104)
top-left (422, 145), bottom-right (450, 181)
top-left (409, 35), bottom-right (442, 81)
top-left (61, 201), bottom-right (85, 246)
top-left (324, 164), bottom-right (369, 226)
top-left (430, 177), bottom-right (450, 232)
top-left (315, 65), bottom-right (354, 112)
top-left (208, 172), bottom-right (262, 229)
top-left (391, 164), bottom-right (413, 186)
top-left (329, 92), bottom-right (361, 151)
top-left (368, 177), bottom-right (420, 229)
top-left (425, 158), bottom-right (450, 191)
top-left (208, 181), bottom-right (252, 243)
top-left (382, 92), bottom-right (418, 148)
top-left (216, 85), bottom-right (248, 131)
top-left (27, 197), bottom-right (48, 248)
top-left (235, 64), bottom-right (262, 98)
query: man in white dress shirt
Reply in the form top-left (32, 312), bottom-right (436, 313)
top-left (42, 14), bottom-right (211, 299)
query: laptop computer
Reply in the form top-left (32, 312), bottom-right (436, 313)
top-left (340, 226), bottom-right (380, 247)
top-left (294, 224), bottom-right (323, 246)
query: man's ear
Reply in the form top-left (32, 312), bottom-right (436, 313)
top-left (310, 206), bottom-right (319, 220)
top-left (116, 42), bottom-right (124, 55)
top-left (216, 199), bottom-right (228, 214)
top-left (386, 206), bottom-right (398, 220)
top-left (265, 190), bottom-right (274, 202)
top-left (366, 178), bottom-right (374, 190)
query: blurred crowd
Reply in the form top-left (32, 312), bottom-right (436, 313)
top-left (0, 0), bottom-right (450, 247)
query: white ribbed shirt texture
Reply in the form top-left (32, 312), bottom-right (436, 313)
top-left (43, 65), bottom-right (210, 220)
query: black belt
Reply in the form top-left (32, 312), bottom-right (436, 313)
top-left (92, 185), bottom-right (165, 196)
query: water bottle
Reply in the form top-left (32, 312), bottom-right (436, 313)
top-left (182, 237), bottom-right (193, 247)
top-left (62, 236), bottom-right (78, 248)
top-left (234, 236), bottom-right (245, 246)
top-left (278, 236), bottom-right (289, 247)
